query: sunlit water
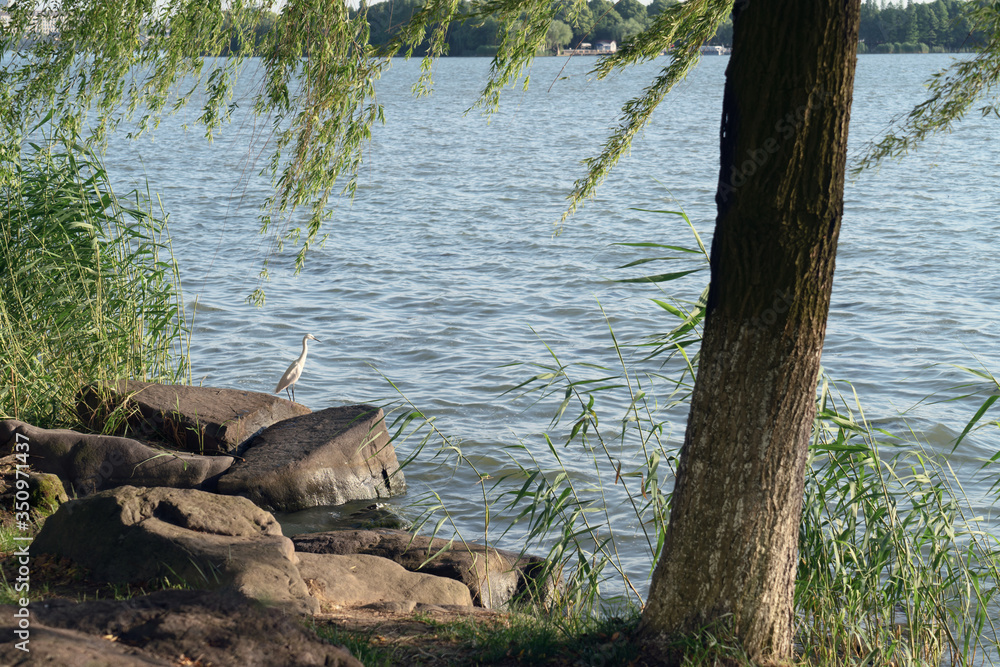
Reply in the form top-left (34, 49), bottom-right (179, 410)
top-left (101, 54), bottom-right (999, 613)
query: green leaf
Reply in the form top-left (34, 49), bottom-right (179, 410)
top-left (953, 394), bottom-right (999, 452)
top-left (617, 269), bottom-right (702, 284)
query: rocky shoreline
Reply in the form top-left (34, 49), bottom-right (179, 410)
top-left (0, 382), bottom-right (557, 665)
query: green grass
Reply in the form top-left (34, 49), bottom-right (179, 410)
top-left (434, 609), bottom-right (641, 665)
top-left (0, 127), bottom-right (189, 430)
top-left (311, 608), bottom-right (642, 666)
top-left (0, 513), bottom-right (49, 555)
top-left (311, 624), bottom-right (406, 667)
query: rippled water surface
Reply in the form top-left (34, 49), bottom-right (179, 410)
top-left (103, 54), bottom-right (999, 600)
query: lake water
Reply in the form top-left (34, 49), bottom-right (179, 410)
top-left (102, 54), bottom-right (999, 606)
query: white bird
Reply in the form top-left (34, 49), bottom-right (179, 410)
top-left (274, 333), bottom-right (320, 403)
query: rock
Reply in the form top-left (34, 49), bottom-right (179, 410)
top-left (272, 499), bottom-right (412, 537)
top-left (0, 420), bottom-right (233, 496)
top-left (292, 529), bottom-right (557, 609)
top-left (0, 622), bottom-right (172, 666)
top-left (216, 405), bottom-right (405, 512)
top-left (78, 380), bottom-right (311, 455)
top-left (30, 486), bottom-right (317, 614)
top-left (342, 502), bottom-right (412, 530)
top-left (297, 552), bottom-right (473, 609)
top-left (0, 589), bottom-right (362, 667)
top-left (27, 472), bottom-right (68, 511)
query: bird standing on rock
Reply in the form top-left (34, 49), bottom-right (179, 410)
top-left (275, 333), bottom-right (320, 403)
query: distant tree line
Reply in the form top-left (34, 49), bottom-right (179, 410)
top-left (223, 0), bottom-right (983, 57)
top-left (363, 0), bottom-right (983, 55)
top-left (362, 0), bottom-right (702, 56)
top-left (859, 0), bottom-right (984, 53)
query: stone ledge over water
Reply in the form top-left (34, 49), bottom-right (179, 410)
top-left (216, 404), bottom-right (405, 512)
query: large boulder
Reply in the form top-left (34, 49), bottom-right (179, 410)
top-left (78, 380), bottom-right (311, 455)
top-left (292, 529), bottom-right (556, 609)
top-left (0, 589), bottom-right (362, 667)
top-left (297, 552), bottom-right (473, 609)
top-left (0, 420), bottom-right (233, 496)
top-left (30, 486), bottom-right (317, 614)
top-left (216, 404), bottom-right (405, 511)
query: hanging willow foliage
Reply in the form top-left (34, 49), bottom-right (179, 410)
top-left (0, 0), bottom-right (731, 303)
top-left (2, 0), bottom-right (994, 302)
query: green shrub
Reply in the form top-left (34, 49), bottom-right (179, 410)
top-left (0, 133), bottom-right (189, 428)
top-left (895, 41), bottom-right (930, 54)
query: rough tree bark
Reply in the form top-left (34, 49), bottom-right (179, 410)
top-left (639, 0), bottom-right (861, 663)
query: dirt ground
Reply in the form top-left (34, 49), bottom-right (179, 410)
top-left (313, 604), bottom-right (521, 666)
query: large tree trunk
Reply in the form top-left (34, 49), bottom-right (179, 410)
top-left (638, 0), bottom-right (861, 662)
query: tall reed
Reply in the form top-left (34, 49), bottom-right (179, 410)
top-left (798, 374), bottom-right (1000, 665)
top-left (0, 131), bottom-right (189, 429)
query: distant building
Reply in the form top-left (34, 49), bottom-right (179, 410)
top-left (33, 11), bottom-right (58, 34)
top-left (595, 40), bottom-right (617, 53)
top-left (0, 10), bottom-right (60, 35)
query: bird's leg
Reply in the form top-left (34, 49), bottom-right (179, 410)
top-left (290, 386), bottom-right (296, 403)
top-left (285, 387), bottom-right (292, 402)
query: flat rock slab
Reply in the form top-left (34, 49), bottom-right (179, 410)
top-left (79, 380), bottom-right (311, 455)
top-left (292, 528), bottom-right (556, 609)
top-left (30, 486), bottom-right (317, 614)
top-left (217, 404), bottom-right (405, 512)
top-left (298, 552), bottom-right (473, 609)
top-left (0, 589), bottom-right (362, 667)
top-left (0, 420), bottom-right (233, 496)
